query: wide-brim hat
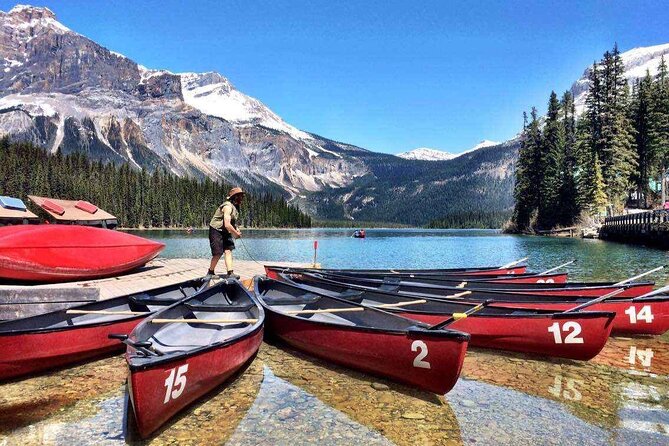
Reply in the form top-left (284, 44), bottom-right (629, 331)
top-left (227, 187), bottom-right (245, 200)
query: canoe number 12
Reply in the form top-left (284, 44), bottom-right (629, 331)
top-left (411, 340), bottom-right (431, 369)
top-left (624, 305), bottom-right (654, 324)
top-left (547, 322), bottom-right (583, 344)
top-left (164, 364), bottom-right (189, 404)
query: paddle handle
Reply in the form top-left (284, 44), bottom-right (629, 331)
top-left (501, 257), bottom-right (529, 269)
top-left (562, 287), bottom-right (628, 313)
top-left (613, 264), bottom-right (667, 286)
top-left (428, 299), bottom-right (493, 330)
top-left (151, 318), bottom-right (258, 324)
top-left (373, 299), bottom-right (427, 308)
top-left (287, 307), bottom-right (364, 315)
top-left (539, 259), bottom-right (576, 275)
top-left (67, 309), bottom-right (150, 316)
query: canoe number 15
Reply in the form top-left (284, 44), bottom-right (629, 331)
top-left (164, 364), bottom-right (189, 404)
top-left (547, 322), bottom-right (583, 344)
top-left (411, 340), bottom-right (431, 369)
top-left (624, 305), bottom-right (654, 324)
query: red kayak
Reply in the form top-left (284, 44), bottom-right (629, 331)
top-left (254, 276), bottom-right (470, 395)
top-left (297, 272), bottom-right (653, 298)
top-left (0, 279), bottom-right (203, 381)
top-left (0, 225), bottom-right (164, 282)
top-left (291, 273), bottom-right (669, 336)
top-left (123, 279), bottom-right (264, 439)
top-left (283, 277), bottom-right (615, 360)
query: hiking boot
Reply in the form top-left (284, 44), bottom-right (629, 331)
top-left (226, 272), bottom-right (241, 280)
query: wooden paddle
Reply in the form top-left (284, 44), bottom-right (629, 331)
top-left (287, 307), bottom-right (364, 315)
top-left (612, 265), bottom-right (667, 286)
top-left (501, 257), bottom-right (529, 269)
top-left (151, 318), bottom-right (258, 324)
top-left (538, 259), bottom-right (576, 275)
top-left (372, 299), bottom-right (427, 308)
top-left (428, 299), bottom-right (494, 329)
top-left (67, 309), bottom-right (150, 316)
top-left (562, 287), bottom-right (629, 313)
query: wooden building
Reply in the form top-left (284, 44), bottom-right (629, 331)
top-left (28, 195), bottom-right (118, 229)
top-left (0, 196), bottom-right (40, 226)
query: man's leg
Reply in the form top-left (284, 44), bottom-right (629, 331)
top-left (224, 250), bottom-right (240, 279)
top-left (208, 254), bottom-right (222, 276)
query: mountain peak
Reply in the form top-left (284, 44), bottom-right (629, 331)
top-left (2, 3), bottom-right (70, 34)
top-left (397, 147), bottom-right (455, 161)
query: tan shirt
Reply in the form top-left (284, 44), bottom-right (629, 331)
top-left (210, 201), bottom-right (238, 231)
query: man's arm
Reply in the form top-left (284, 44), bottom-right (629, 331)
top-left (223, 206), bottom-right (242, 238)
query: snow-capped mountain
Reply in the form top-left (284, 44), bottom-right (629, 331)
top-left (571, 43), bottom-right (669, 114)
top-left (397, 147), bottom-right (455, 161)
top-left (397, 140), bottom-right (499, 161)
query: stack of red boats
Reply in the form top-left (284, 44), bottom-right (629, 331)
top-left (2, 258), bottom-right (668, 439)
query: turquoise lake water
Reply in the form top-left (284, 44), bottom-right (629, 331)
top-left (131, 228), bottom-right (669, 283)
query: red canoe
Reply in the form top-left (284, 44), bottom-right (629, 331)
top-left (0, 279), bottom-right (203, 381)
top-left (296, 272), bottom-right (653, 298)
top-left (124, 280), bottom-right (264, 439)
top-left (284, 278), bottom-right (615, 360)
top-left (264, 265), bottom-right (566, 284)
top-left (254, 276), bottom-right (470, 395)
top-left (0, 225), bottom-right (164, 282)
top-left (291, 274), bottom-right (669, 336)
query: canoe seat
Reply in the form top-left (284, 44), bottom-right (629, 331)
top-left (130, 294), bottom-right (178, 305)
top-left (263, 292), bottom-right (322, 306)
top-left (337, 290), bottom-right (364, 299)
top-left (185, 302), bottom-right (254, 312)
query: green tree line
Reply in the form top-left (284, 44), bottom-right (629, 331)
top-left (512, 44), bottom-right (669, 231)
top-left (0, 138), bottom-right (312, 228)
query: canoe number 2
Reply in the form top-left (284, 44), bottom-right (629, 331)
top-left (547, 322), bottom-right (583, 344)
top-left (411, 340), bottom-right (431, 369)
top-left (164, 364), bottom-right (189, 404)
top-left (624, 305), bottom-right (654, 324)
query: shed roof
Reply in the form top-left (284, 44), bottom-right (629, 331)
top-left (0, 196), bottom-right (39, 220)
top-left (28, 196), bottom-right (116, 222)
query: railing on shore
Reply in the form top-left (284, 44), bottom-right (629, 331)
top-left (600, 210), bottom-right (669, 248)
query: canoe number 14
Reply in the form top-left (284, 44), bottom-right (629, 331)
top-left (164, 364), bottom-right (189, 404)
top-left (624, 305), bottom-right (654, 324)
top-left (411, 340), bottom-right (431, 369)
top-left (547, 322), bottom-right (583, 344)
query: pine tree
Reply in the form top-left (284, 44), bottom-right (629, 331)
top-left (631, 73), bottom-right (655, 207)
top-left (557, 91), bottom-right (579, 224)
top-left (650, 55), bottom-right (669, 183)
top-left (512, 109), bottom-right (541, 229)
top-left (538, 91), bottom-right (565, 228)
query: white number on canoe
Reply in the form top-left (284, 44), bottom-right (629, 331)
top-left (411, 340), bottom-right (431, 369)
top-left (536, 279), bottom-right (555, 284)
top-left (628, 346), bottom-right (654, 368)
top-left (547, 321), bottom-right (583, 344)
top-left (624, 305), bottom-right (654, 324)
top-left (164, 364), bottom-right (189, 404)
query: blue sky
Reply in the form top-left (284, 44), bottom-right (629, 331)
top-left (3, 1), bottom-right (668, 154)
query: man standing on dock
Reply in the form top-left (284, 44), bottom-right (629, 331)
top-left (207, 187), bottom-right (245, 279)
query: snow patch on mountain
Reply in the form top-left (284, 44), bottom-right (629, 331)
top-left (571, 43), bottom-right (669, 114)
top-left (398, 140), bottom-right (499, 161)
top-left (180, 72), bottom-right (312, 141)
top-left (397, 147), bottom-right (455, 161)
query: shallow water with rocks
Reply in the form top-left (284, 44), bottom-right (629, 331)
top-left (2, 229), bottom-right (669, 444)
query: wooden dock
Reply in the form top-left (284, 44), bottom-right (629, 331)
top-left (600, 210), bottom-right (669, 248)
top-left (0, 258), bottom-right (304, 319)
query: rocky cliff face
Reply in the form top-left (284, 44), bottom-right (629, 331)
top-left (0, 4), bottom-right (515, 225)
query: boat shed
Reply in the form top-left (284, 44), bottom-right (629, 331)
top-left (28, 195), bottom-right (118, 229)
top-left (0, 196), bottom-right (40, 226)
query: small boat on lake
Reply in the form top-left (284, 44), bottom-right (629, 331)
top-left (284, 277), bottom-right (616, 360)
top-left (352, 228), bottom-right (366, 238)
top-left (0, 279), bottom-right (204, 381)
top-left (290, 273), bottom-right (669, 336)
top-left (0, 225), bottom-right (164, 282)
top-left (122, 279), bottom-right (264, 439)
top-left (254, 276), bottom-right (470, 395)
